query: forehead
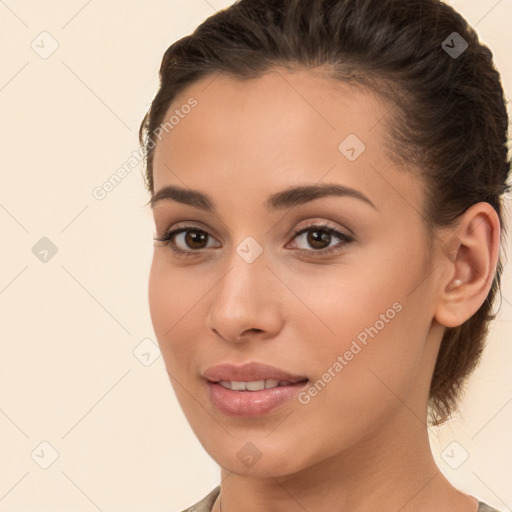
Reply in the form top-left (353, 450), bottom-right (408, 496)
top-left (152, 68), bottom-right (423, 218)
top-left (154, 68), bottom-right (385, 169)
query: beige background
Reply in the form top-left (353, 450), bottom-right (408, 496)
top-left (0, 1), bottom-right (511, 511)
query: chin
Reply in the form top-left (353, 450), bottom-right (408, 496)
top-left (203, 435), bottom-right (312, 478)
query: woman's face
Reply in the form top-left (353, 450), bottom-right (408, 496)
top-left (148, 69), bottom-right (446, 477)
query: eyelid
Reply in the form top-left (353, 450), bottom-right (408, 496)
top-left (154, 225), bottom-right (221, 249)
top-left (154, 219), bottom-right (354, 258)
top-left (154, 220), bottom-right (220, 242)
top-left (286, 222), bottom-right (353, 252)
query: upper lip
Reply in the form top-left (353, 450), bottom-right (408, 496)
top-left (203, 362), bottom-right (308, 383)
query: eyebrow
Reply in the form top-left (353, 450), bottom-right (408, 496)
top-left (150, 182), bottom-right (377, 211)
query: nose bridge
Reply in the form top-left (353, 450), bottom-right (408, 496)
top-left (206, 237), bottom-right (284, 340)
top-left (217, 238), bottom-right (270, 308)
top-left (217, 224), bottom-right (269, 289)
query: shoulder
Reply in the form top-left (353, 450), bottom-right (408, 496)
top-left (176, 489), bottom-right (501, 512)
top-left (178, 486), bottom-right (221, 512)
top-left (478, 501), bottom-right (505, 512)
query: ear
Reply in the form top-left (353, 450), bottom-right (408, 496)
top-left (434, 202), bottom-right (501, 328)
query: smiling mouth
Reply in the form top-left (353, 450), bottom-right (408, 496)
top-left (214, 378), bottom-right (309, 391)
top-left (206, 379), bottom-right (310, 417)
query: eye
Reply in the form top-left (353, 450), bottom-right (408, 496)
top-left (154, 222), bottom-right (354, 258)
top-left (153, 226), bottom-right (220, 257)
top-left (288, 223), bottom-right (354, 256)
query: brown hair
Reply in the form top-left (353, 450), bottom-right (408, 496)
top-left (139, 0), bottom-right (511, 425)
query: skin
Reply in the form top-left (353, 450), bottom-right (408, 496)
top-left (147, 68), bottom-right (500, 512)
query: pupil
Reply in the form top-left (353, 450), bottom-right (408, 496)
top-left (308, 229), bottom-right (330, 249)
top-left (186, 230), bottom-right (207, 248)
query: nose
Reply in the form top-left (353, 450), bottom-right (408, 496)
top-left (205, 251), bottom-right (285, 344)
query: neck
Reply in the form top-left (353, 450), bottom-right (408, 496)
top-left (214, 410), bottom-right (477, 512)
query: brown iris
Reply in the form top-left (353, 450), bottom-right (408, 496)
top-left (307, 229), bottom-right (331, 249)
top-left (184, 230), bottom-right (208, 249)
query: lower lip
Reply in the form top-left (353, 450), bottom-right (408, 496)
top-left (207, 380), bottom-right (309, 417)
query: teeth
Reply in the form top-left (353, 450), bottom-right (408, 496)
top-left (218, 379), bottom-right (298, 391)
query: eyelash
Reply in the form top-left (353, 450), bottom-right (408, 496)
top-left (153, 222), bottom-right (354, 258)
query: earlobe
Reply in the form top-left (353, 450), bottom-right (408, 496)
top-left (433, 203), bottom-right (501, 329)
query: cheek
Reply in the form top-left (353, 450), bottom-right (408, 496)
top-left (284, 260), bottom-right (406, 346)
top-left (286, 256), bottom-right (430, 406)
top-left (148, 257), bottom-right (210, 423)
top-left (148, 256), bottom-right (202, 367)
top-left (148, 256), bottom-right (173, 341)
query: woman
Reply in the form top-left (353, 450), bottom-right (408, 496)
top-left (139, 0), bottom-right (510, 510)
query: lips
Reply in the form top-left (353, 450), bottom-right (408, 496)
top-left (202, 362), bottom-right (310, 417)
top-left (202, 361), bottom-right (308, 383)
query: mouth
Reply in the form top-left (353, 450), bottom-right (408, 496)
top-left (205, 377), bottom-right (310, 417)
top-left (210, 378), bottom-right (309, 391)
top-left (202, 361), bottom-right (308, 384)
top-left (202, 361), bottom-right (310, 417)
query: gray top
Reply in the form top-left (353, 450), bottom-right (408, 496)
top-left (180, 486), bottom-right (504, 512)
